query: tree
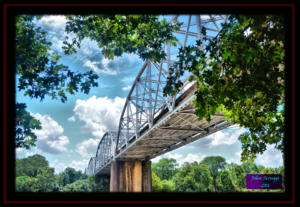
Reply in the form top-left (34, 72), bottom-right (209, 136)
top-left (16, 154), bottom-right (49, 177)
top-left (63, 15), bottom-right (181, 62)
top-left (16, 166), bottom-right (58, 192)
top-left (163, 15), bottom-right (285, 162)
top-left (261, 167), bottom-right (277, 174)
top-left (152, 158), bottom-right (178, 180)
top-left (62, 179), bottom-right (91, 192)
top-left (61, 174), bottom-right (109, 192)
top-left (173, 162), bottom-right (213, 192)
top-left (152, 172), bottom-right (163, 192)
top-left (161, 179), bottom-right (175, 192)
top-left (218, 170), bottom-right (236, 192)
top-left (15, 15), bottom-right (99, 149)
top-left (15, 176), bottom-right (38, 192)
top-left (16, 103), bottom-right (41, 149)
top-left (227, 163), bottom-right (246, 189)
top-left (35, 167), bottom-right (58, 192)
top-left (241, 161), bottom-right (260, 174)
top-left (61, 167), bottom-right (85, 185)
top-left (94, 174), bottom-right (110, 192)
top-left (201, 156), bottom-right (226, 191)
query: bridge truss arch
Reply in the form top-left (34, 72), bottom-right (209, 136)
top-left (86, 14), bottom-right (231, 175)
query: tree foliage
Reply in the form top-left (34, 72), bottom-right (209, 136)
top-left (173, 162), bottom-right (213, 192)
top-left (218, 170), bottom-right (236, 192)
top-left (15, 103), bottom-right (41, 149)
top-left (15, 155), bottom-right (285, 192)
top-left (151, 158), bottom-right (178, 180)
top-left (62, 179), bottom-right (91, 192)
top-left (227, 163), bottom-right (246, 189)
top-left (152, 172), bottom-right (163, 192)
top-left (15, 15), bottom-right (99, 149)
top-left (15, 154), bottom-right (58, 192)
top-left (163, 15), bottom-right (285, 162)
top-left (201, 156), bottom-right (226, 191)
top-left (16, 154), bottom-right (48, 177)
top-left (16, 15), bottom-right (99, 103)
top-left (63, 15), bottom-right (181, 62)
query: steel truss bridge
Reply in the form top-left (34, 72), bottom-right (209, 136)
top-left (85, 15), bottom-right (232, 176)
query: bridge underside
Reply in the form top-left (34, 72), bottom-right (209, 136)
top-left (117, 102), bottom-right (229, 160)
top-left (96, 92), bottom-right (232, 176)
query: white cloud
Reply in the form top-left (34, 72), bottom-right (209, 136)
top-left (165, 152), bottom-right (183, 160)
top-left (50, 160), bottom-right (67, 174)
top-left (73, 96), bottom-right (126, 138)
top-left (191, 127), bottom-right (247, 149)
top-left (69, 159), bottom-right (90, 172)
top-left (35, 15), bottom-right (67, 31)
top-left (122, 85), bottom-right (131, 91)
top-left (31, 113), bottom-right (70, 154)
top-left (177, 153), bottom-right (206, 166)
top-left (151, 152), bottom-right (205, 167)
top-left (16, 147), bottom-right (23, 155)
top-left (255, 144), bottom-right (283, 168)
top-left (83, 59), bottom-right (118, 75)
top-left (227, 150), bottom-right (242, 165)
top-left (121, 76), bottom-right (135, 84)
top-left (67, 116), bottom-right (76, 122)
top-left (210, 130), bottom-right (238, 147)
top-left (34, 15), bottom-right (68, 53)
top-left (76, 138), bottom-right (100, 158)
top-left (34, 15), bottom-right (143, 77)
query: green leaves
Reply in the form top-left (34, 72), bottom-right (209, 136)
top-left (173, 161), bottom-right (213, 192)
top-left (16, 15), bottom-right (99, 105)
top-left (15, 103), bottom-right (41, 150)
top-left (152, 158), bottom-right (178, 181)
top-left (15, 15), bottom-right (101, 149)
top-left (64, 15), bottom-right (181, 63)
top-left (163, 15), bottom-right (285, 162)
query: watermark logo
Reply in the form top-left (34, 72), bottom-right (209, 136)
top-left (246, 174), bottom-right (282, 189)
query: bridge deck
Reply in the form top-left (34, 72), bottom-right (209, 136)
top-left (96, 85), bottom-right (231, 175)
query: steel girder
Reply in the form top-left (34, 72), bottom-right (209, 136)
top-left (87, 15), bottom-right (229, 175)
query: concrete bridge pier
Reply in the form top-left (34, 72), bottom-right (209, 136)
top-left (110, 160), bottom-right (152, 192)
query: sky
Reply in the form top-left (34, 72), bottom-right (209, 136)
top-left (16, 15), bottom-right (284, 174)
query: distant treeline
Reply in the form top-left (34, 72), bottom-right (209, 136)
top-left (151, 157), bottom-right (284, 192)
top-left (16, 154), bottom-right (109, 192)
top-left (15, 154), bottom-right (284, 192)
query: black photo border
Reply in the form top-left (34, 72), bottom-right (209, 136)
top-left (2, 2), bottom-right (296, 205)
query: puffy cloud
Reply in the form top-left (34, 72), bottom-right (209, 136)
top-left (69, 159), bottom-right (90, 172)
top-left (177, 153), bottom-right (206, 166)
top-left (16, 147), bottom-right (23, 155)
top-left (34, 15), bottom-right (68, 53)
top-left (67, 116), bottom-right (76, 122)
top-left (227, 150), bottom-right (242, 165)
top-left (31, 113), bottom-right (69, 154)
top-left (34, 15), bottom-right (143, 77)
top-left (121, 76), bottom-right (135, 84)
top-left (50, 160), bottom-right (67, 174)
top-left (190, 127), bottom-right (247, 149)
top-left (122, 85), bottom-right (131, 91)
top-left (76, 138), bottom-right (100, 158)
top-left (83, 59), bottom-right (118, 75)
top-left (73, 96), bottom-right (126, 138)
top-left (255, 144), bottom-right (283, 168)
top-left (151, 152), bottom-right (205, 167)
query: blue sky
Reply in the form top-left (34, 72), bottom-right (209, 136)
top-left (16, 15), bottom-right (284, 173)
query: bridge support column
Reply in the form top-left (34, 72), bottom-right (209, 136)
top-left (110, 160), bottom-right (152, 192)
